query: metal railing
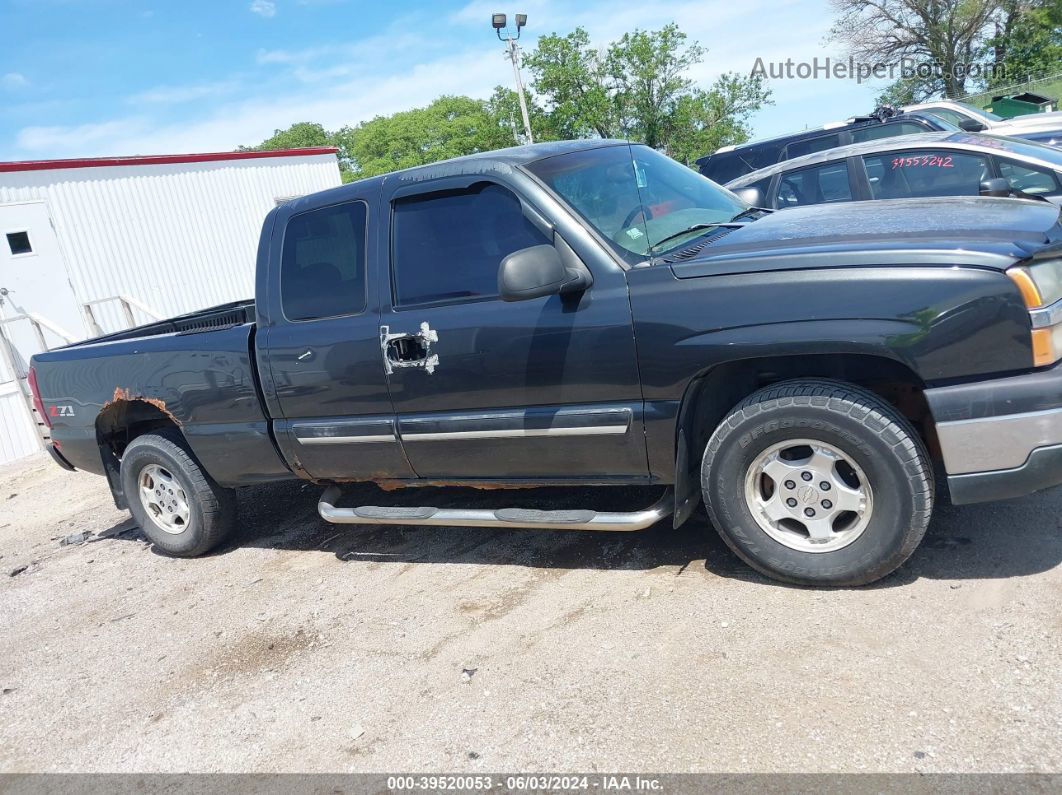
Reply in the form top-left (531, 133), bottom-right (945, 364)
top-left (0, 294), bottom-right (162, 451)
top-left (81, 294), bottom-right (163, 337)
top-left (0, 313), bottom-right (77, 451)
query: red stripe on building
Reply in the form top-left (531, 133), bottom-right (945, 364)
top-left (0, 147), bottom-right (340, 173)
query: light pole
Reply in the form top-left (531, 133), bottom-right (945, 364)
top-left (492, 13), bottom-right (534, 145)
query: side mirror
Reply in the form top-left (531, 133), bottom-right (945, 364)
top-left (980, 177), bottom-right (1011, 197)
top-left (734, 186), bottom-right (765, 208)
top-left (959, 119), bottom-right (986, 132)
top-left (498, 244), bottom-right (591, 302)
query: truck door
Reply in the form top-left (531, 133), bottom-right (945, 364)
top-left (256, 182), bottom-right (414, 481)
top-left (378, 172), bottom-right (647, 480)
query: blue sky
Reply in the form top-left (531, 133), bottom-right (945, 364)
top-left (0, 0), bottom-right (888, 161)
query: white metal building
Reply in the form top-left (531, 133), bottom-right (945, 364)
top-left (0, 147), bottom-right (342, 464)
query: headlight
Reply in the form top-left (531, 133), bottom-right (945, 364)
top-left (1008, 258), bottom-right (1062, 366)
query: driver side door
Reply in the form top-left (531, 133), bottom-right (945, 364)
top-left (378, 172), bottom-right (648, 481)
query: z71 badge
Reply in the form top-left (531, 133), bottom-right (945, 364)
top-left (48, 405), bottom-right (75, 418)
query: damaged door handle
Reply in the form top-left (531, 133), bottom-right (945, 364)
top-left (380, 322), bottom-right (440, 375)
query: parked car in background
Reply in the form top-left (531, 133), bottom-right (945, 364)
top-left (904, 100), bottom-right (1062, 146)
top-left (697, 109), bottom-right (958, 184)
top-left (725, 132), bottom-right (1062, 209)
top-left (28, 140), bottom-right (1062, 587)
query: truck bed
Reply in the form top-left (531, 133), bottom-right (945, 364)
top-left (31, 301), bottom-right (291, 487)
top-left (60, 300), bottom-right (256, 348)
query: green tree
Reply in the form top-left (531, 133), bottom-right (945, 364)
top-left (242, 121), bottom-right (356, 181)
top-left (485, 86), bottom-right (561, 144)
top-left (828, 0), bottom-right (999, 98)
top-left (335, 95), bottom-right (516, 179)
top-left (876, 77), bottom-right (921, 107)
top-left (522, 27), bottom-right (617, 138)
top-left (666, 75), bottom-right (772, 166)
top-left (988, 0), bottom-right (1062, 87)
top-left (522, 24), bottom-right (771, 162)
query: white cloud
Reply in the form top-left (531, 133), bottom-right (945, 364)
top-left (2, 72), bottom-right (29, 89)
top-left (13, 46), bottom-right (505, 157)
top-left (249, 0), bottom-right (277, 18)
top-left (16, 119), bottom-right (146, 153)
top-left (127, 80), bottom-right (240, 105)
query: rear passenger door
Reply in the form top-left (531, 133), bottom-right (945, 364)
top-left (377, 173), bottom-right (647, 481)
top-left (861, 150), bottom-right (991, 199)
top-left (256, 183), bottom-right (415, 481)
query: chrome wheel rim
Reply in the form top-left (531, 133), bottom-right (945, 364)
top-left (743, 439), bottom-right (873, 554)
top-left (137, 463), bottom-right (190, 535)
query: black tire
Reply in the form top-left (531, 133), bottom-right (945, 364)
top-left (119, 431), bottom-right (236, 557)
top-left (701, 379), bottom-right (933, 586)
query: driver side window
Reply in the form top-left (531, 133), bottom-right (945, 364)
top-left (391, 183), bottom-right (551, 308)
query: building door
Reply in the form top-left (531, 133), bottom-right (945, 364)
top-left (0, 200), bottom-right (83, 358)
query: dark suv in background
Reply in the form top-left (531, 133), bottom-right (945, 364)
top-left (697, 109), bottom-right (958, 184)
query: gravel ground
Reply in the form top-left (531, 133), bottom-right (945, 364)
top-left (0, 452), bottom-right (1059, 773)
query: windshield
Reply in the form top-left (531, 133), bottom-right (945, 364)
top-left (526, 144), bottom-right (747, 263)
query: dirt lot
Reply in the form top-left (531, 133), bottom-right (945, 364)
top-left (0, 452), bottom-right (1059, 773)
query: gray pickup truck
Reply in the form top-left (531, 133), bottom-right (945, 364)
top-left (30, 140), bottom-right (1062, 586)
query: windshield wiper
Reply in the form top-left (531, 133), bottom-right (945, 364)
top-left (649, 221), bottom-right (749, 253)
top-left (730, 206), bottom-right (773, 221)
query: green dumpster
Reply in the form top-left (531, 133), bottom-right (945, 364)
top-left (986, 92), bottom-right (1057, 119)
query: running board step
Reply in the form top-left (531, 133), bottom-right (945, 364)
top-left (318, 486), bottom-right (673, 532)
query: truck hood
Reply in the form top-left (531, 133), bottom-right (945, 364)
top-left (669, 196), bottom-right (1062, 279)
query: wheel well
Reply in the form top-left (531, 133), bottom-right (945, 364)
top-left (96, 399), bottom-right (181, 456)
top-left (95, 398), bottom-right (183, 510)
top-left (678, 354), bottom-right (935, 470)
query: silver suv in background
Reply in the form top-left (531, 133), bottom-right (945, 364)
top-left (725, 132), bottom-right (1062, 210)
top-left (904, 100), bottom-right (1062, 147)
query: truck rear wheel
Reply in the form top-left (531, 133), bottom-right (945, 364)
top-left (120, 431), bottom-right (236, 557)
top-left (701, 379), bottom-right (933, 586)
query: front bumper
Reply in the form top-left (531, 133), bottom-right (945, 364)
top-left (927, 362), bottom-right (1062, 504)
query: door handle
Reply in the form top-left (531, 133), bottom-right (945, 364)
top-left (380, 322), bottom-right (440, 375)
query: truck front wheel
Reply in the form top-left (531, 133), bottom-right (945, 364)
top-left (119, 431), bottom-right (236, 557)
top-left (701, 379), bottom-right (933, 586)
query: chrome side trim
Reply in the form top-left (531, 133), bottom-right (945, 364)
top-left (935, 405), bottom-right (1062, 474)
top-left (318, 486), bottom-right (673, 532)
top-left (401, 425), bottom-right (628, 441)
top-left (298, 435), bottom-right (395, 445)
top-left (1029, 297), bottom-right (1062, 329)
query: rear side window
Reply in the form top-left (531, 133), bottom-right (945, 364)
top-left (392, 183), bottom-right (550, 307)
top-left (997, 158), bottom-right (1061, 195)
top-left (862, 150), bottom-right (990, 199)
top-left (774, 162), bottom-right (852, 208)
top-left (783, 133), bottom-right (841, 160)
top-left (700, 152), bottom-right (748, 184)
top-left (850, 121), bottom-right (927, 143)
top-left (281, 201), bottom-right (368, 321)
top-left (919, 107), bottom-right (969, 127)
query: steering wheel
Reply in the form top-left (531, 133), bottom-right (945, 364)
top-left (621, 204), bottom-right (653, 230)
